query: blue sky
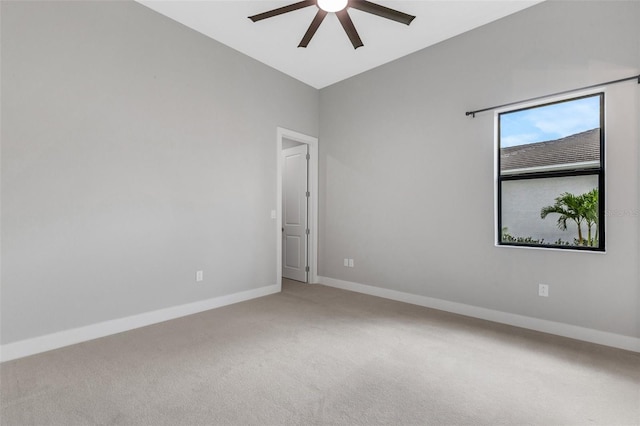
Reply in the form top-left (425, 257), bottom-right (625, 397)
top-left (500, 95), bottom-right (600, 148)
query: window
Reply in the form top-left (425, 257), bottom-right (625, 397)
top-left (497, 93), bottom-right (604, 251)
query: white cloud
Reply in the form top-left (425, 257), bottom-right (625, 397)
top-left (529, 100), bottom-right (599, 138)
top-left (501, 133), bottom-right (540, 147)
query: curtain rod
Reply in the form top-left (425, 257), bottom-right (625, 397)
top-left (465, 74), bottom-right (640, 118)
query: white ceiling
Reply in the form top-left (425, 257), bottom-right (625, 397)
top-left (137, 0), bottom-right (543, 89)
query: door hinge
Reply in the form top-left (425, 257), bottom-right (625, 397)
top-left (305, 229), bottom-right (310, 235)
top-left (305, 266), bottom-right (310, 272)
top-left (306, 153), bottom-right (310, 160)
top-left (305, 191), bottom-right (310, 198)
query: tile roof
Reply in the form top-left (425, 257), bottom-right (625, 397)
top-left (500, 128), bottom-right (600, 171)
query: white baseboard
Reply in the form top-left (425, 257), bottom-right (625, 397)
top-left (317, 276), bottom-right (640, 353)
top-left (4, 278), bottom-right (637, 362)
top-left (0, 284), bottom-right (280, 363)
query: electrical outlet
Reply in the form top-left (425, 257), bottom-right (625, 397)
top-left (538, 284), bottom-right (549, 297)
top-left (348, 259), bottom-right (354, 268)
top-left (196, 270), bottom-right (204, 282)
top-left (344, 258), bottom-right (349, 267)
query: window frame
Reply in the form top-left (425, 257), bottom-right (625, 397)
top-left (495, 92), bottom-right (606, 252)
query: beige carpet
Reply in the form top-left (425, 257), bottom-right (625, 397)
top-left (1, 280), bottom-right (639, 425)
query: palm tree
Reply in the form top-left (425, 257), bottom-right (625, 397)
top-left (580, 189), bottom-right (599, 246)
top-left (540, 192), bottom-right (587, 245)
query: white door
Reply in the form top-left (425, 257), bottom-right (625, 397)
top-left (282, 144), bottom-right (308, 282)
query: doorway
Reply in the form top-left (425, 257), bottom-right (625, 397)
top-left (282, 142), bottom-right (308, 282)
top-left (276, 127), bottom-right (318, 288)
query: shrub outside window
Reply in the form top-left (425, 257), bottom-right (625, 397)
top-left (497, 93), bottom-right (605, 251)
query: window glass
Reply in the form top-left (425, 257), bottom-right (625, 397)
top-left (497, 93), bottom-right (604, 250)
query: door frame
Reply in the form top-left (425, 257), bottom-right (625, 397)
top-left (276, 127), bottom-right (318, 288)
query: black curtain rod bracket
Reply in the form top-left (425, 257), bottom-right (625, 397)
top-left (465, 74), bottom-right (640, 118)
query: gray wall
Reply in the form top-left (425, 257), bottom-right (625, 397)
top-left (318, 1), bottom-right (640, 338)
top-left (282, 138), bottom-right (305, 150)
top-left (1, 1), bottom-right (318, 344)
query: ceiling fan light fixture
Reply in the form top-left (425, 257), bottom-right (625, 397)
top-left (317, 0), bottom-right (348, 13)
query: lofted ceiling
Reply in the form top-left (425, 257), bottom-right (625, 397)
top-left (137, 0), bottom-right (544, 89)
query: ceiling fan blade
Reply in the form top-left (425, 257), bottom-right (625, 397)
top-left (336, 10), bottom-right (363, 49)
top-left (349, 0), bottom-right (416, 25)
top-left (299, 10), bottom-right (328, 48)
top-left (248, 0), bottom-right (315, 22)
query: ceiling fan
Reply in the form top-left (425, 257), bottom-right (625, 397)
top-left (248, 0), bottom-right (416, 49)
